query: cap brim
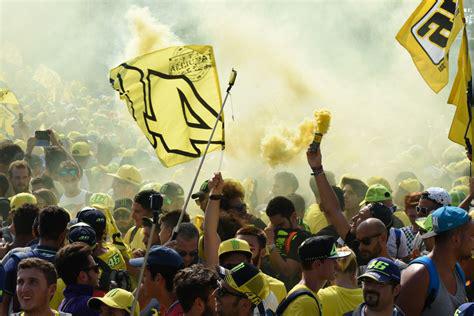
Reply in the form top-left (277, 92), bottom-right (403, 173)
top-left (129, 257), bottom-right (145, 267)
top-left (358, 271), bottom-right (392, 284)
top-left (107, 173), bottom-right (141, 186)
top-left (327, 250), bottom-right (352, 259)
top-left (421, 231), bottom-right (437, 239)
top-left (191, 192), bottom-right (204, 199)
top-left (88, 297), bottom-right (123, 311)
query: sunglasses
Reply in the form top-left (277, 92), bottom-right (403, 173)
top-left (59, 168), bottom-right (78, 177)
top-left (82, 264), bottom-right (100, 273)
top-left (357, 233), bottom-right (382, 246)
top-left (416, 206), bottom-right (430, 216)
top-left (178, 250), bottom-right (198, 258)
top-left (216, 284), bottom-right (247, 299)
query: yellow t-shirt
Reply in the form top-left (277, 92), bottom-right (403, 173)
top-left (282, 284), bottom-right (321, 316)
top-left (317, 285), bottom-right (363, 316)
top-left (393, 210), bottom-right (411, 227)
top-left (98, 243), bottom-right (127, 271)
top-left (263, 273), bottom-right (287, 304)
top-left (124, 226), bottom-right (146, 251)
top-left (49, 278), bottom-right (66, 310)
top-left (304, 204), bottom-right (329, 235)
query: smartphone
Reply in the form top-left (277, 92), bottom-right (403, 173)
top-left (35, 130), bottom-right (50, 147)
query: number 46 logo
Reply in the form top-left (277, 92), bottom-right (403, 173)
top-left (367, 260), bottom-right (389, 271)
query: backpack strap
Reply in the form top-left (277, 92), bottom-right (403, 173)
top-left (275, 289), bottom-right (320, 316)
top-left (129, 226), bottom-right (140, 244)
top-left (409, 256), bottom-right (438, 309)
top-left (455, 262), bottom-right (466, 285)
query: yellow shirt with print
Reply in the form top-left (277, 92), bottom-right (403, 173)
top-left (282, 284), bottom-right (321, 316)
top-left (262, 273), bottom-right (287, 304)
top-left (124, 226), bottom-right (146, 251)
top-left (317, 285), bottom-right (363, 315)
top-left (304, 203), bottom-right (329, 235)
top-left (98, 243), bottom-right (127, 271)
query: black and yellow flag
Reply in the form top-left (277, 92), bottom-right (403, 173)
top-left (448, 27), bottom-right (472, 147)
top-left (0, 88), bottom-right (19, 137)
top-left (396, 0), bottom-right (464, 93)
top-left (110, 46), bottom-right (224, 167)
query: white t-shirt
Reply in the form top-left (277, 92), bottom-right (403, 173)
top-left (59, 189), bottom-right (89, 218)
top-left (387, 227), bottom-right (409, 259)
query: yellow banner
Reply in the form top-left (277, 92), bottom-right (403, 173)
top-left (110, 46), bottom-right (224, 167)
top-left (448, 27), bottom-right (472, 147)
top-left (396, 0), bottom-right (464, 93)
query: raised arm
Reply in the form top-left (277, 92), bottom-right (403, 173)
top-left (203, 172), bottom-right (223, 268)
top-left (306, 147), bottom-right (350, 239)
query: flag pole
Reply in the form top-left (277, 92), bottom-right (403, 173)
top-left (171, 69), bottom-right (237, 240)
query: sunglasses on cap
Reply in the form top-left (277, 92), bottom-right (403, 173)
top-left (216, 282), bottom-right (247, 299)
top-left (357, 233), bottom-right (382, 246)
top-left (59, 168), bottom-right (79, 177)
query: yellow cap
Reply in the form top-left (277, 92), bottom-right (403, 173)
top-left (398, 178), bottom-right (422, 193)
top-left (71, 142), bottom-right (92, 157)
top-left (367, 176), bottom-right (392, 193)
top-left (225, 262), bottom-right (269, 306)
top-left (87, 288), bottom-right (139, 316)
top-left (218, 238), bottom-right (253, 258)
top-left (10, 193), bottom-right (37, 211)
top-left (89, 193), bottom-right (114, 210)
top-left (107, 164), bottom-right (142, 186)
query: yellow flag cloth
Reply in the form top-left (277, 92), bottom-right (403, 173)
top-left (110, 45), bottom-right (224, 167)
top-left (0, 88), bottom-right (19, 105)
top-left (448, 27), bottom-right (472, 147)
top-left (396, 0), bottom-right (464, 93)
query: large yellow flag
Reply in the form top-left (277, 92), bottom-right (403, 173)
top-left (110, 45), bottom-right (224, 167)
top-left (448, 27), bottom-right (472, 147)
top-left (396, 0), bottom-right (464, 93)
top-left (0, 88), bottom-right (19, 137)
top-left (0, 88), bottom-right (19, 105)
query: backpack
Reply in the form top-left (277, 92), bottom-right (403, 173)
top-left (275, 289), bottom-right (321, 316)
top-left (94, 256), bottom-right (131, 291)
top-left (409, 256), bottom-right (466, 310)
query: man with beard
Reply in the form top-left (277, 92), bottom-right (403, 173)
top-left (356, 218), bottom-right (407, 271)
top-left (8, 160), bottom-right (31, 195)
top-left (344, 257), bottom-right (404, 316)
top-left (397, 206), bottom-right (471, 315)
top-left (174, 264), bottom-right (218, 316)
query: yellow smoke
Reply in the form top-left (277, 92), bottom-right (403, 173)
top-left (125, 6), bottom-right (181, 58)
top-left (261, 119), bottom-right (315, 167)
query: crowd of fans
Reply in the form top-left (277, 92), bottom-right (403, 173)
top-left (0, 115), bottom-right (473, 315)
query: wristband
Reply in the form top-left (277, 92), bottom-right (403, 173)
top-left (209, 194), bottom-right (223, 200)
top-left (311, 166), bottom-right (324, 177)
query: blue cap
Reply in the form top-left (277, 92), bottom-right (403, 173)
top-left (358, 257), bottom-right (401, 284)
top-left (68, 222), bottom-right (97, 247)
top-left (77, 207), bottom-right (106, 235)
top-left (422, 206), bottom-right (471, 238)
top-left (129, 245), bottom-right (184, 268)
top-left (455, 303), bottom-right (474, 316)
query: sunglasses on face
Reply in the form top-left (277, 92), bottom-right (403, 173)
top-left (177, 250), bottom-right (198, 258)
top-left (59, 168), bottom-right (78, 177)
top-left (357, 233), bottom-right (382, 246)
top-left (216, 284), bottom-right (247, 299)
top-left (82, 264), bottom-right (100, 273)
top-left (416, 206), bottom-right (430, 216)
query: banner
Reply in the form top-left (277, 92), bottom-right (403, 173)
top-left (110, 46), bottom-right (224, 167)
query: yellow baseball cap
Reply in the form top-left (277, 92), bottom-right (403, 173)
top-left (89, 193), bottom-right (114, 210)
top-left (398, 178), bottom-right (422, 193)
top-left (218, 238), bottom-right (253, 259)
top-left (107, 164), bottom-right (142, 186)
top-left (71, 142), bottom-right (92, 157)
top-left (10, 193), bottom-right (37, 211)
top-left (225, 262), bottom-right (269, 306)
top-left (88, 288), bottom-right (139, 316)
